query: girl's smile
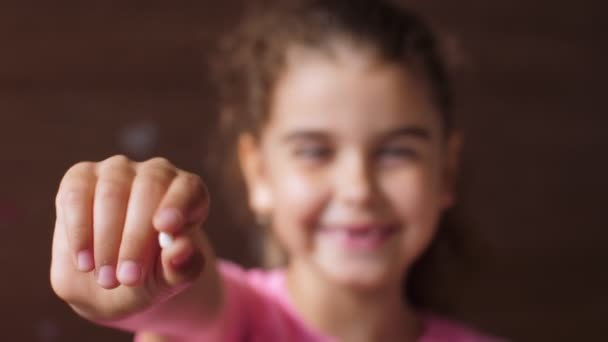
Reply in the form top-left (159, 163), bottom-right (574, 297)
top-left (317, 222), bottom-right (400, 252)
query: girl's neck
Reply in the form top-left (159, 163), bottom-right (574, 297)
top-left (285, 259), bottom-right (422, 342)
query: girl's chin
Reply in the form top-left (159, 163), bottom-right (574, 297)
top-left (316, 259), bottom-right (402, 291)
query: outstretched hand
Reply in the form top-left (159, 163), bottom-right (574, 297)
top-left (50, 155), bottom-right (210, 322)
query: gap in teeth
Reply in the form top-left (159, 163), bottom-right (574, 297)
top-left (349, 230), bottom-right (376, 237)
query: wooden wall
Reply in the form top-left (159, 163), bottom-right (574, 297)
top-left (1, 1), bottom-right (606, 341)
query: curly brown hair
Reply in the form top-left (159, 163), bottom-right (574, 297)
top-left (211, 0), bottom-right (454, 140)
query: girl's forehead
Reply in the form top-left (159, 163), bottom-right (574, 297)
top-left (267, 47), bottom-right (442, 136)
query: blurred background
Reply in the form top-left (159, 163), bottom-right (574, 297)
top-left (1, 0), bottom-right (607, 341)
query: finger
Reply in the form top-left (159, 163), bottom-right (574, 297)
top-left (51, 209), bottom-right (85, 303)
top-left (116, 159), bottom-right (176, 286)
top-left (157, 229), bottom-right (205, 289)
top-left (58, 162), bottom-right (97, 273)
top-left (93, 156), bottom-right (134, 289)
top-left (153, 171), bottom-right (209, 234)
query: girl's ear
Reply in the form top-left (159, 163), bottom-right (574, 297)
top-left (441, 131), bottom-right (463, 210)
top-left (238, 133), bottom-right (274, 215)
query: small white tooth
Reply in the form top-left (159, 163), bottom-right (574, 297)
top-left (158, 232), bottom-right (174, 249)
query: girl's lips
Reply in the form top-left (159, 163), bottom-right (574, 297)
top-left (319, 223), bottom-right (399, 251)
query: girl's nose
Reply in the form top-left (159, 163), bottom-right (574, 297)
top-left (334, 152), bottom-right (377, 208)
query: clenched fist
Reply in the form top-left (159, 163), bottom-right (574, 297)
top-left (50, 155), bottom-right (211, 323)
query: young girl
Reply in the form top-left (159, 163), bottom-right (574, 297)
top-left (51, 1), bottom-right (504, 341)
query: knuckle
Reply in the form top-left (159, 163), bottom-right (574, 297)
top-left (69, 229), bottom-right (90, 248)
top-left (58, 162), bottom-right (95, 208)
top-left (96, 178), bottom-right (129, 201)
top-left (98, 156), bottom-right (134, 176)
top-left (182, 173), bottom-right (206, 194)
top-left (103, 154), bottom-right (131, 165)
top-left (138, 160), bottom-right (177, 184)
top-left (141, 170), bottom-right (174, 186)
top-left (67, 161), bottom-right (95, 176)
top-left (144, 157), bottom-right (174, 169)
top-left (61, 187), bottom-right (87, 208)
top-left (179, 173), bottom-right (210, 218)
top-left (62, 162), bottom-right (95, 185)
top-left (56, 187), bottom-right (82, 212)
top-left (118, 238), bottom-right (144, 260)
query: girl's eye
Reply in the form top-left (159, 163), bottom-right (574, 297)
top-left (293, 145), bottom-right (333, 161)
top-left (377, 146), bottom-right (419, 161)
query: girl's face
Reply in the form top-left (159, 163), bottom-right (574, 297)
top-left (240, 46), bottom-right (460, 290)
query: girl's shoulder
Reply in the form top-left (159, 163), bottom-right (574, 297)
top-left (218, 260), bottom-right (330, 341)
top-left (420, 313), bottom-right (508, 342)
top-left (218, 259), bottom-right (285, 297)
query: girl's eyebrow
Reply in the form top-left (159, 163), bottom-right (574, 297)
top-left (281, 130), bottom-right (329, 142)
top-left (281, 126), bottom-right (431, 142)
top-left (384, 126), bottom-right (431, 141)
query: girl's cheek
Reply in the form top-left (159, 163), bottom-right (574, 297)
top-left (280, 172), bottom-right (327, 221)
top-left (382, 170), bottom-right (442, 263)
top-left (273, 172), bottom-right (328, 250)
top-left (384, 168), bottom-right (440, 217)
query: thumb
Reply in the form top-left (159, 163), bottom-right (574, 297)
top-left (156, 224), bottom-right (205, 292)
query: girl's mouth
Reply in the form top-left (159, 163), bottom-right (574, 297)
top-left (319, 224), bottom-right (399, 251)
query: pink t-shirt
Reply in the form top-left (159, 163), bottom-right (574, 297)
top-left (136, 260), bottom-right (504, 341)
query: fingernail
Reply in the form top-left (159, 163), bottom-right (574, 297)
top-left (171, 246), bottom-right (200, 268)
top-left (170, 247), bottom-right (195, 268)
top-left (117, 260), bottom-right (141, 285)
top-left (77, 250), bottom-right (94, 272)
top-left (96, 265), bottom-right (117, 288)
top-left (155, 208), bottom-right (183, 230)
